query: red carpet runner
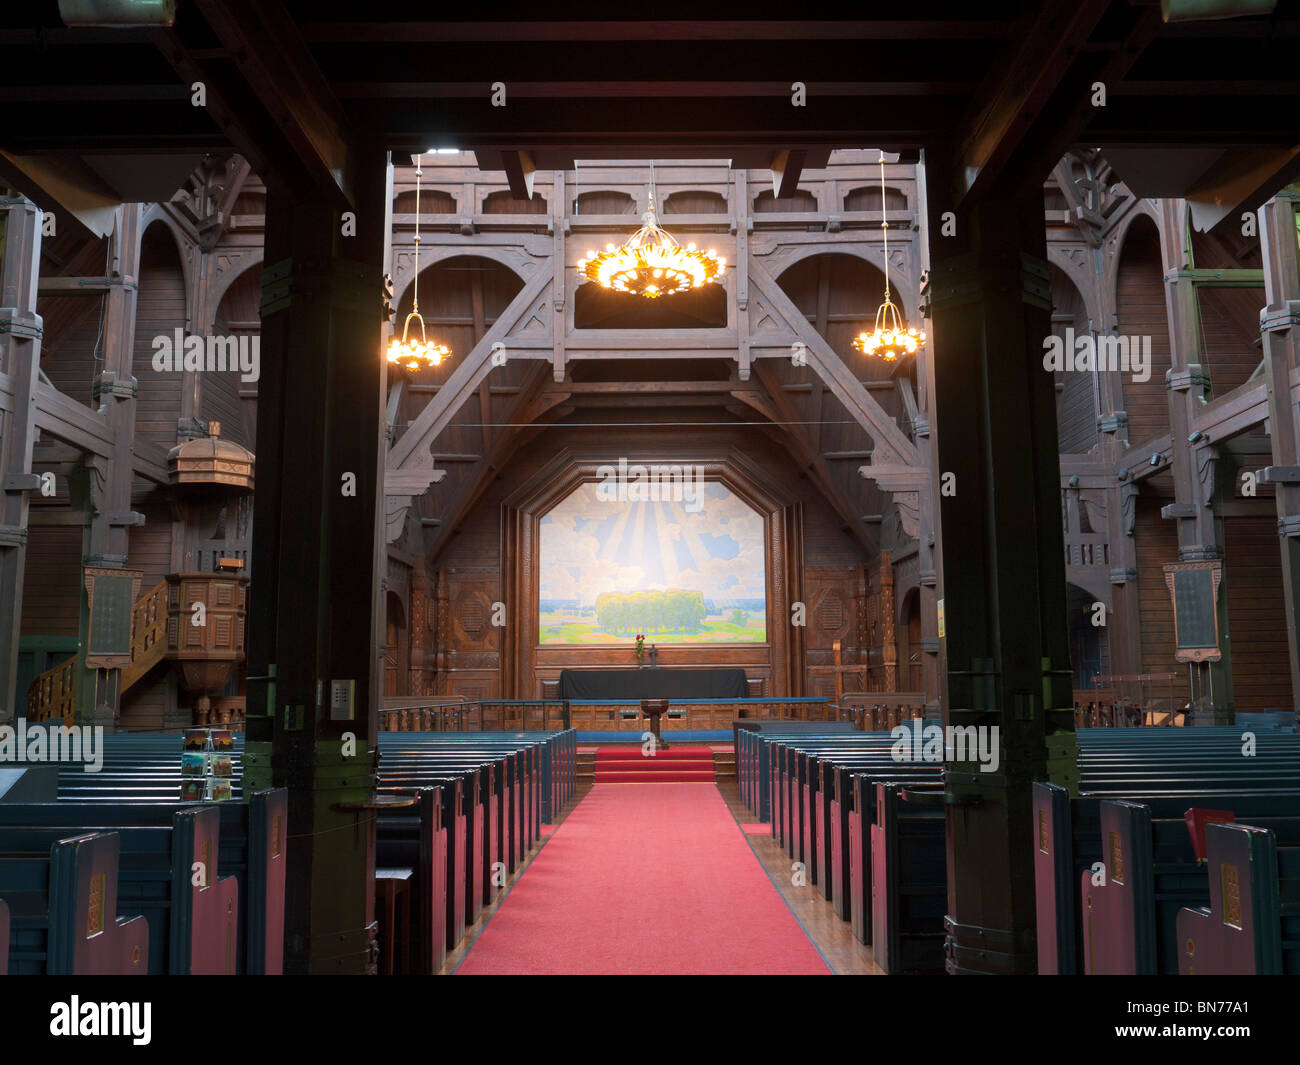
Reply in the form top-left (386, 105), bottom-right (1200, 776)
top-left (456, 783), bottom-right (831, 975)
top-left (593, 745), bottom-right (714, 783)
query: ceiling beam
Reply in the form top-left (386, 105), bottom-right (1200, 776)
top-left (771, 149), bottom-right (807, 201)
top-left (168, 0), bottom-right (355, 206)
top-left (955, 0), bottom-right (1112, 205)
top-left (500, 150), bottom-right (537, 202)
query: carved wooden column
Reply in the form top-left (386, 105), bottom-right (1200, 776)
top-left (434, 569), bottom-right (449, 695)
top-left (0, 195), bottom-right (43, 721)
top-left (923, 155), bottom-right (1075, 974)
top-left (243, 148), bottom-right (389, 974)
top-left (880, 550), bottom-right (897, 691)
top-left (1158, 199), bottom-right (1232, 720)
top-left (912, 167), bottom-right (945, 712)
top-left (409, 553), bottom-right (427, 696)
top-left (77, 205), bottom-right (143, 726)
top-left (1258, 191), bottom-right (1300, 709)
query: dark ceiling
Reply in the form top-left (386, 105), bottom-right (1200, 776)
top-left (2, 3), bottom-right (1298, 222)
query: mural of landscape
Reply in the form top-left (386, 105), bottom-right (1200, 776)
top-left (539, 481), bottom-right (766, 644)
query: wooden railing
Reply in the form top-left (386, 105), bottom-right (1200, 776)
top-left (836, 691), bottom-right (931, 730)
top-left (26, 655), bottom-right (76, 725)
top-left (121, 580), bottom-right (167, 692)
top-left (379, 696), bottom-right (839, 732)
top-left (1074, 673), bottom-right (1184, 727)
top-left (381, 697), bottom-right (474, 731)
top-left (26, 579), bottom-right (170, 724)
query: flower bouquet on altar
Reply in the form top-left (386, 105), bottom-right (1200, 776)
top-left (634, 633), bottom-right (646, 665)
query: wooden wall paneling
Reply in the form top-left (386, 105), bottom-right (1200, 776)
top-left (1115, 217), bottom-right (1172, 445)
top-left (1223, 514), bottom-right (1293, 711)
top-left (133, 223), bottom-right (188, 450)
top-left (19, 525), bottom-right (83, 638)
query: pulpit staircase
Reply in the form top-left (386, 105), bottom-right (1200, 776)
top-left (26, 580), bottom-right (168, 725)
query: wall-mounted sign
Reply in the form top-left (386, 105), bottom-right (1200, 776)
top-left (84, 567), bottom-right (143, 669)
top-left (937, 599), bottom-right (945, 639)
top-left (1162, 561), bottom-right (1223, 663)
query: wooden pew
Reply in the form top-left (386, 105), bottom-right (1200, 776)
top-left (373, 730), bottom-right (575, 960)
top-left (871, 782), bottom-right (946, 973)
top-left (1, 831), bottom-right (149, 975)
top-left (375, 786), bottom-right (446, 973)
top-left (1079, 800), bottom-right (1300, 974)
top-left (0, 790), bottom-right (286, 974)
top-left (1177, 821), bottom-right (1300, 974)
top-left (1033, 782), bottom-right (1300, 974)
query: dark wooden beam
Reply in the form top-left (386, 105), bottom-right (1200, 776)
top-left (500, 150), bottom-right (537, 202)
top-left (174, 0), bottom-right (355, 206)
top-left (771, 149), bottom-right (807, 200)
top-left (955, 0), bottom-right (1111, 204)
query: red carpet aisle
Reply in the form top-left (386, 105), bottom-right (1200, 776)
top-left (456, 783), bottom-right (832, 974)
top-left (592, 745), bottom-right (714, 783)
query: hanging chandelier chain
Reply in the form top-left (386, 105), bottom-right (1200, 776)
top-left (386, 152), bottom-right (451, 371)
top-left (411, 160), bottom-right (422, 317)
top-left (850, 148), bottom-right (925, 362)
top-left (880, 150), bottom-right (891, 303)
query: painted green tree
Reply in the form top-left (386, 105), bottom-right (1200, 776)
top-left (593, 588), bottom-right (707, 635)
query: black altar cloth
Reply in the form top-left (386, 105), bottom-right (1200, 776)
top-left (556, 667), bottom-right (748, 701)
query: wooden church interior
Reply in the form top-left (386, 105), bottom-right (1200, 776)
top-left (1, 1), bottom-right (1299, 978)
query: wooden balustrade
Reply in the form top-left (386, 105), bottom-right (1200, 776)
top-left (837, 691), bottom-right (930, 731)
top-left (121, 580), bottom-right (168, 691)
top-left (25, 655), bottom-right (76, 725)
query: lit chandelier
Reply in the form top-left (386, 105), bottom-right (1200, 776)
top-left (852, 151), bottom-right (925, 361)
top-left (578, 164), bottom-right (725, 299)
top-left (387, 155), bottom-right (451, 371)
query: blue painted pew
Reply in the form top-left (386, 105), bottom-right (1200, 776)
top-left (870, 782), bottom-right (946, 973)
top-left (0, 789), bottom-right (286, 974)
top-left (2, 831), bottom-right (149, 975)
top-left (1033, 782), bottom-right (1300, 974)
top-left (1177, 822), bottom-right (1300, 975)
top-left (375, 786), bottom-right (446, 974)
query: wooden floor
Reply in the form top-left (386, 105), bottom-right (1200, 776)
top-left (440, 779), bottom-right (880, 975)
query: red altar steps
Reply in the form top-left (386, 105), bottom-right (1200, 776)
top-left (592, 746), bottom-right (716, 784)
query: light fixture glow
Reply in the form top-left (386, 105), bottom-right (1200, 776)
top-left (577, 164), bottom-right (724, 299)
top-left (852, 151), bottom-right (926, 362)
top-left (387, 157), bottom-right (452, 372)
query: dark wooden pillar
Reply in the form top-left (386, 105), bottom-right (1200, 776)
top-left (76, 206), bottom-right (143, 726)
top-left (923, 162), bottom-right (1076, 974)
top-left (1258, 191), bottom-right (1300, 710)
top-left (0, 195), bottom-right (43, 721)
top-left (1158, 200), bottom-right (1232, 720)
top-left (243, 149), bottom-right (390, 974)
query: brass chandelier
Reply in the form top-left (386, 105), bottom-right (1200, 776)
top-left (387, 155), bottom-right (451, 371)
top-left (852, 151), bottom-right (925, 361)
top-left (578, 164), bottom-right (725, 299)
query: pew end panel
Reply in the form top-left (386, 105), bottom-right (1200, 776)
top-left (247, 789), bottom-right (288, 975)
top-left (48, 831), bottom-right (149, 976)
top-left (1032, 783), bottom-right (1077, 975)
top-left (1079, 800), bottom-right (1156, 975)
top-left (1177, 822), bottom-right (1284, 975)
top-left (171, 806), bottom-right (239, 975)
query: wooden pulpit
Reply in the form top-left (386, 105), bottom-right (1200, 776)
top-left (641, 698), bottom-right (670, 750)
